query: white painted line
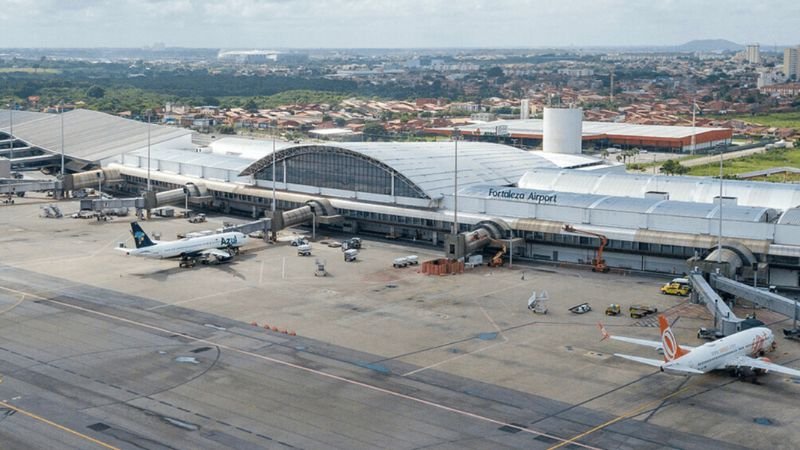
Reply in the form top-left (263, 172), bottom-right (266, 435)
top-left (0, 284), bottom-right (601, 450)
top-left (146, 286), bottom-right (251, 311)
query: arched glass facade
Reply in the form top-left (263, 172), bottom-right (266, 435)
top-left (254, 149), bottom-right (425, 198)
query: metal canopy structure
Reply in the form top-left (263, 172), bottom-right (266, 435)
top-left (519, 168), bottom-right (800, 211)
top-left (239, 142), bottom-right (595, 200)
top-left (0, 109), bottom-right (192, 170)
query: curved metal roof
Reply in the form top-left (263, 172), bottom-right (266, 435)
top-left (1, 108), bottom-right (191, 164)
top-left (777, 208), bottom-right (800, 225)
top-left (518, 168), bottom-right (800, 211)
top-left (458, 184), bottom-right (773, 222)
top-left (239, 142), bottom-right (567, 199)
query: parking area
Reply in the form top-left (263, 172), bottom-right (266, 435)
top-left (2, 196), bottom-right (800, 448)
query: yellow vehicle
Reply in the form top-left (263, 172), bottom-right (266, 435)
top-left (605, 304), bottom-right (621, 316)
top-left (661, 281), bottom-right (690, 296)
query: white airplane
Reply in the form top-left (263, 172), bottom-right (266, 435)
top-left (599, 315), bottom-right (800, 379)
top-left (118, 222), bottom-right (248, 267)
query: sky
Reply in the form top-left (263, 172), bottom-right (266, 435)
top-left (1, 0), bottom-right (798, 49)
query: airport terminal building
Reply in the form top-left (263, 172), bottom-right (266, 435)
top-left (4, 109), bottom-right (800, 287)
top-left (112, 137), bottom-right (800, 288)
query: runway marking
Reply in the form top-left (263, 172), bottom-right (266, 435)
top-left (259, 260), bottom-right (265, 285)
top-left (281, 256), bottom-right (286, 280)
top-left (0, 284), bottom-right (601, 450)
top-left (403, 340), bottom-right (506, 376)
top-left (0, 400), bottom-right (120, 450)
top-left (146, 286), bottom-right (252, 311)
top-left (0, 294), bottom-right (26, 316)
top-left (547, 385), bottom-right (694, 450)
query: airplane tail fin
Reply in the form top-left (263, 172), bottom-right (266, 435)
top-left (658, 315), bottom-right (688, 362)
top-left (130, 222), bottom-right (156, 248)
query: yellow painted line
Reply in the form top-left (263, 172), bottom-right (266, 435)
top-left (547, 385), bottom-right (693, 450)
top-left (0, 285), bottom-right (603, 450)
top-left (0, 400), bottom-right (120, 450)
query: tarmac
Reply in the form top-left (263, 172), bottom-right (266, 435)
top-left (1, 195), bottom-right (799, 449)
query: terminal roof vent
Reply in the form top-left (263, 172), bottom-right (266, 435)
top-left (715, 196), bottom-right (738, 206)
top-left (645, 191), bottom-right (669, 200)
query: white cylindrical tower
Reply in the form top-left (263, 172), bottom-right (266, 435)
top-left (543, 107), bottom-right (582, 154)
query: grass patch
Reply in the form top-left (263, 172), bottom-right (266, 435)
top-left (688, 148), bottom-right (800, 177)
top-left (716, 111), bottom-right (800, 131)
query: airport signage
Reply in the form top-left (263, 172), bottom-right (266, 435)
top-left (487, 187), bottom-right (557, 204)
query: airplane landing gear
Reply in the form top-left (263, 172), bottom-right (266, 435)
top-left (179, 257), bottom-right (197, 268)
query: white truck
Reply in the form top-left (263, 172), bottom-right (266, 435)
top-left (392, 255), bottom-right (419, 268)
top-left (297, 244), bottom-right (312, 256)
top-left (344, 249), bottom-right (358, 262)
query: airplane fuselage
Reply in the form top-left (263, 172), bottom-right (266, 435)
top-left (662, 327), bottom-right (774, 374)
top-left (126, 232), bottom-right (248, 259)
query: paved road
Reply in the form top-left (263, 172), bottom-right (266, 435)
top-left (0, 265), bottom-right (746, 450)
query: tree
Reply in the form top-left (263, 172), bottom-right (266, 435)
top-left (86, 85), bottom-right (105, 99)
top-left (485, 66), bottom-right (504, 78)
top-left (600, 149), bottom-right (609, 160)
top-left (615, 148), bottom-right (639, 164)
top-left (363, 122), bottom-right (386, 141)
top-left (243, 98), bottom-right (259, 113)
top-left (333, 117), bottom-right (346, 127)
top-left (659, 159), bottom-right (689, 176)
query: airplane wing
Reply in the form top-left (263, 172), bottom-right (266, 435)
top-left (614, 354), bottom-right (704, 374)
top-left (614, 353), bottom-right (664, 367)
top-left (727, 356), bottom-right (800, 378)
top-left (201, 248), bottom-right (233, 260)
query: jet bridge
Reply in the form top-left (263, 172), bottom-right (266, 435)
top-left (689, 270), bottom-right (800, 336)
top-left (689, 271), bottom-right (742, 336)
top-left (710, 274), bottom-right (800, 323)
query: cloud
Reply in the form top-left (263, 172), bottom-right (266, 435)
top-left (0, 0), bottom-right (798, 48)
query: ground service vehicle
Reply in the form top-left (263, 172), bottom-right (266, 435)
top-left (630, 304), bottom-right (658, 319)
top-left (697, 327), bottom-right (724, 340)
top-left (343, 237), bottom-right (362, 250)
top-left (562, 225), bottom-right (609, 273)
top-left (297, 244), bottom-right (312, 256)
top-left (344, 249), bottom-right (358, 262)
top-left (393, 255), bottom-right (419, 268)
top-left (661, 277), bottom-right (691, 296)
top-left (569, 303), bottom-right (592, 314)
top-left (605, 304), bottom-right (621, 316)
top-left (188, 213), bottom-right (207, 224)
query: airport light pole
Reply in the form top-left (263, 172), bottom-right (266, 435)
top-left (452, 127), bottom-right (460, 235)
top-left (8, 102), bottom-right (13, 163)
top-left (690, 100), bottom-right (697, 155)
top-left (717, 149), bottom-right (723, 264)
top-left (271, 124), bottom-right (276, 213)
top-left (146, 112), bottom-right (152, 192)
top-left (59, 101), bottom-right (65, 178)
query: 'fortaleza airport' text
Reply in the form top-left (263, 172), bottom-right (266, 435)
top-left (487, 188), bottom-right (557, 204)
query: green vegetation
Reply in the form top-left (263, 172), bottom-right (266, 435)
top-left (221, 90), bottom-right (350, 110)
top-left (721, 112), bottom-right (800, 131)
top-left (688, 148), bottom-right (800, 177)
top-left (659, 159), bottom-right (689, 175)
